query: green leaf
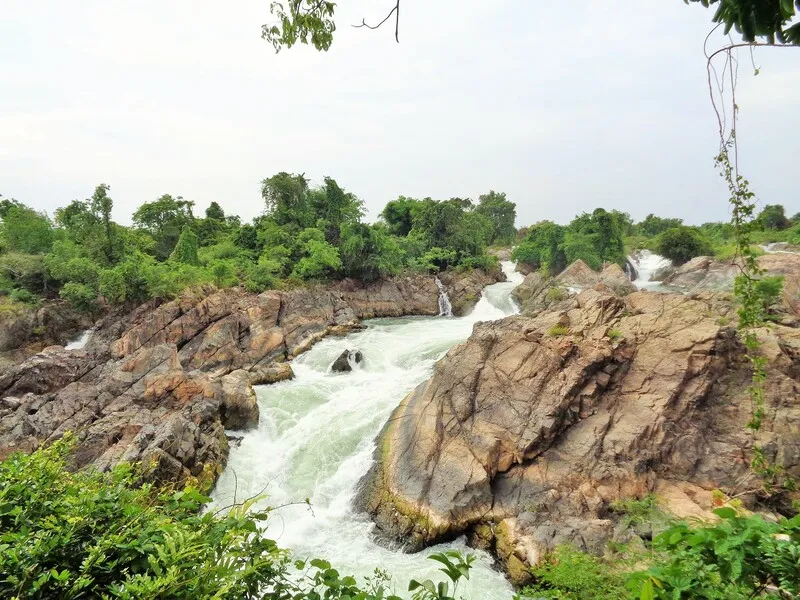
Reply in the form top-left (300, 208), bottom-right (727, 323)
top-left (713, 507), bottom-right (737, 520)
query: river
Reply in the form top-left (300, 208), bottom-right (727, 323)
top-left (210, 262), bottom-right (524, 599)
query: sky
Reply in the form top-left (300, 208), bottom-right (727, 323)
top-left (1, 0), bottom-right (799, 227)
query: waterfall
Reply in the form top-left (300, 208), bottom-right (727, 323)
top-left (434, 277), bottom-right (453, 317)
top-left (209, 262), bottom-right (524, 599)
top-left (627, 250), bottom-right (671, 291)
top-left (625, 261), bottom-right (632, 281)
top-left (65, 330), bottom-right (92, 350)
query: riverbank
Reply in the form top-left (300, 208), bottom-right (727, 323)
top-left (0, 267), bottom-right (502, 490)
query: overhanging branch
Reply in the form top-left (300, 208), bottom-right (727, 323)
top-left (352, 0), bottom-right (401, 43)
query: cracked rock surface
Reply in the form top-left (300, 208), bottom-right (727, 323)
top-left (0, 270), bottom-right (500, 487)
top-left (356, 287), bottom-right (800, 582)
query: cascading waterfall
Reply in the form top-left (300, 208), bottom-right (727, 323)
top-left (628, 250), bottom-right (671, 291)
top-left (209, 262), bottom-right (524, 599)
top-left (434, 277), bottom-right (453, 317)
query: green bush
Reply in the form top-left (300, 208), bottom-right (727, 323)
top-left (8, 288), bottom-right (38, 306)
top-left (656, 227), bottom-right (713, 265)
top-left (548, 324), bottom-right (569, 337)
top-left (520, 546), bottom-right (629, 600)
top-left (0, 438), bottom-right (477, 600)
top-left (631, 508), bottom-right (800, 599)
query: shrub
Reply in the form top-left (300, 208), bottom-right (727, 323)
top-left (546, 287), bottom-right (567, 303)
top-left (59, 282), bottom-right (98, 312)
top-left (548, 324), bottom-right (569, 337)
top-left (631, 508), bottom-right (800, 599)
top-left (656, 227), bottom-right (713, 265)
top-left (8, 288), bottom-right (37, 306)
top-left (521, 546), bottom-right (629, 600)
top-left (607, 328), bottom-right (623, 341)
top-left (0, 437), bottom-right (477, 600)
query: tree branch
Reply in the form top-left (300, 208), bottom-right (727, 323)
top-left (352, 0), bottom-right (401, 43)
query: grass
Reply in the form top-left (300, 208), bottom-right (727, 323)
top-left (548, 324), bottom-right (569, 337)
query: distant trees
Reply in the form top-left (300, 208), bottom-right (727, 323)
top-left (0, 179), bottom-right (517, 312)
top-left (757, 204), bottom-right (790, 230)
top-left (132, 195), bottom-right (195, 260)
top-left (513, 208), bottom-right (627, 274)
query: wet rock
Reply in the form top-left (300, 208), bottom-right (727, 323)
top-left (331, 349), bottom-right (364, 373)
top-left (357, 288), bottom-right (800, 576)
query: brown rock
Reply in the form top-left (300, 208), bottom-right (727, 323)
top-left (357, 288), bottom-right (800, 573)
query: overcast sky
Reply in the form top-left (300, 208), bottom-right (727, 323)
top-left (2, 1), bottom-right (798, 227)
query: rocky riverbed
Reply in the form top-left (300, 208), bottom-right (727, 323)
top-left (0, 268), bottom-right (502, 488)
top-left (357, 256), bottom-right (800, 584)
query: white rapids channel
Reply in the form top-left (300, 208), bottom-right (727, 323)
top-left (210, 262), bottom-right (524, 599)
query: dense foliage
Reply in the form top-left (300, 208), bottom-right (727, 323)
top-left (0, 438), bottom-right (477, 600)
top-left (512, 208), bottom-right (629, 274)
top-left (655, 226), bottom-right (714, 265)
top-left (0, 178), bottom-right (508, 314)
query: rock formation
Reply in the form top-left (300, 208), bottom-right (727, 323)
top-left (357, 287), bottom-right (800, 583)
top-left (0, 269), bottom-right (499, 487)
top-left (658, 253), bottom-right (800, 317)
top-left (331, 349), bottom-right (363, 373)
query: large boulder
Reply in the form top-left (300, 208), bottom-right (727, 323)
top-left (357, 288), bottom-right (800, 575)
top-left (555, 260), bottom-right (635, 295)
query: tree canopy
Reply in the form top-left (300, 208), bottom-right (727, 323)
top-left (0, 178), bottom-right (515, 312)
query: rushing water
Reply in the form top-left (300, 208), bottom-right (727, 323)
top-left (210, 263), bottom-right (525, 599)
top-left (628, 250), bottom-right (671, 291)
top-left (65, 329), bottom-right (92, 350)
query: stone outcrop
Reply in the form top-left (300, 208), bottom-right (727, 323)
top-left (557, 260), bottom-right (636, 295)
top-left (357, 288), bottom-right (800, 582)
top-left (511, 260), bottom-right (635, 317)
top-left (0, 269), bottom-right (500, 486)
top-left (660, 253), bottom-right (800, 316)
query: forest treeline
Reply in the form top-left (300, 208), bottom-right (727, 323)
top-left (1, 176), bottom-right (798, 314)
top-left (0, 175), bottom-right (515, 313)
top-left (513, 204), bottom-right (800, 275)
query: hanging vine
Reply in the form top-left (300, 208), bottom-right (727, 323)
top-left (706, 33), bottom-right (795, 496)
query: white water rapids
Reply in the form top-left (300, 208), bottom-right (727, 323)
top-left (210, 262), bottom-right (524, 599)
top-left (628, 250), bottom-right (671, 291)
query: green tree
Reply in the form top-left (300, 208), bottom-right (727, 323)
top-left (656, 226), bottom-right (714, 265)
top-left (381, 196), bottom-right (421, 237)
top-left (1, 204), bottom-right (54, 254)
top-left (637, 213), bottom-right (684, 238)
top-left (475, 190), bottom-right (516, 245)
top-left (89, 183), bottom-right (115, 262)
top-left (757, 203), bottom-right (790, 230)
top-left (205, 201), bottom-right (225, 221)
top-left (132, 194), bottom-right (196, 260)
top-left (170, 227), bottom-right (201, 266)
top-left (291, 228), bottom-right (342, 279)
top-left (261, 172), bottom-right (312, 229)
top-left (309, 176), bottom-right (365, 245)
top-left (511, 221), bottom-right (566, 274)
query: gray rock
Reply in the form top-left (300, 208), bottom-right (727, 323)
top-left (331, 349), bottom-right (363, 373)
